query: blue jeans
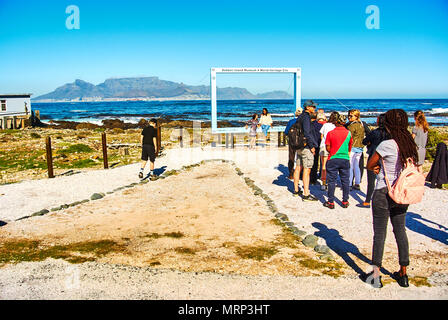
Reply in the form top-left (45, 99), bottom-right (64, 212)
top-left (326, 158), bottom-right (350, 203)
top-left (261, 124), bottom-right (270, 136)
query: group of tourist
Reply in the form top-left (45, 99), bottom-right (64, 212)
top-left (284, 99), bottom-right (429, 288)
top-left (136, 103), bottom-right (431, 289)
top-left (285, 101), bottom-right (429, 209)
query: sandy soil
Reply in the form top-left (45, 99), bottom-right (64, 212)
top-left (0, 146), bottom-right (447, 299)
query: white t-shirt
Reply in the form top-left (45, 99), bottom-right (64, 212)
top-left (319, 123), bottom-right (336, 149)
top-left (375, 139), bottom-right (403, 190)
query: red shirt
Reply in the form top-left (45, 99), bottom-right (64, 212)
top-left (325, 126), bottom-right (353, 160)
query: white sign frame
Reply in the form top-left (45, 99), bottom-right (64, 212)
top-left (210, 67), bottom-right (301, 133)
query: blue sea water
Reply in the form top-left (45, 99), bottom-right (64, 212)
top-left (33, 99), bottom-right (448, 126)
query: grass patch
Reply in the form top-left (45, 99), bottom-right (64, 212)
top-left (235, 245), bottom-right (278, 261)
top-left (174, 247), bottom-right (197, 255)
top-left (140, 232), bottom-right (185, 239)
top-left (0, 239), bottom-right (126, 265)
top-left (30, 132), bottom-right (41, 139)
top-left (409, 276), bottom-right (432, 287)
top-left (57, 143), bottom-right (94, 154)
top-left (164, 232), bottom-right (184, 238)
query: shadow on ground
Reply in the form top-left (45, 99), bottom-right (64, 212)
top-left (406, 212), bottom-right (448, 245)
top-left (312, 222), bottom-right (393, 277)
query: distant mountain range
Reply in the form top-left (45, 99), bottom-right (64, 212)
top-left (34, 77), bottom-right (293, 102)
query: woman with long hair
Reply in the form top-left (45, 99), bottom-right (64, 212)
top-left (364, 109), bottom-right (418, 288)
top-left (347, 109), bottom-right (365, 190)
top-left (259, 107), bottom-right (273, 146)
top-left (361, 114), bottom-right (389, 207)
top-left (319, 111), bottom-right (338, 190)
top-left (245, 113), bottom-right (259, 149)
top-left (412, 110), bottom-right (429, 168)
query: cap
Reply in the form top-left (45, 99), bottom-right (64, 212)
top-left (303, 100), bottom-right (318, 108)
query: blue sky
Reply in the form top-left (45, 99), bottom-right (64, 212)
top-left (0, 0), bottom-right (447, 98)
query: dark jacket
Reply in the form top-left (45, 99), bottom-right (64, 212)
top-left (426, 142), bottom-right (448, 187)
top-left (297, 112), bottom-right (318, 149)
top-left (363, 128), bottom-right (389, 157)
top-left (311, 121), bottom-right (323, 148)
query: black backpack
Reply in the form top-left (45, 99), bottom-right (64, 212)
top-left (288, 116), bottom-right (307, 149)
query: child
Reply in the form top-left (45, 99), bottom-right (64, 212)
top-left (245, 114), bottom-right (259, 149)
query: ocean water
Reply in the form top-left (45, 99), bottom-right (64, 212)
top-left (33, 99), bottom-right (448, 126)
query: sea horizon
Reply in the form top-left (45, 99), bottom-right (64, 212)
top-left (33, 98), bottom-right (448, 127)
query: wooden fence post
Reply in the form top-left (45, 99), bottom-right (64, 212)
top-left (282, 132), bottom-right (286, 146)
top-left (278, 132), bottom-right (281, 147)
top-left (179, 126), bottom-right (183, 148)
top-left (101, 132), bottom-right (109, 169)
top-left (46, 136), bottom-right (54, 178)
top-left (157, 122), bottom-right (161, 153)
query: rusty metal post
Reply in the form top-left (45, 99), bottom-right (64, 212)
top-left (101, 132), bottom-right (109, 169)
top-left (278, 132), bottom-right (281, 147)
top-left (46, 136), bottom-right (54, 178)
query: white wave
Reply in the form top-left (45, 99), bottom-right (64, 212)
top-left (429, 108), bottom-right (448, 114)
top-left (70, 110), bottom-right (88, 112)
top-left (270, 113), bottom-right (295, 117)
top-left (421, 103), bottom-right (433, 105)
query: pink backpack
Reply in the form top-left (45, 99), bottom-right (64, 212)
top-left (381, 142), bottom-right (426, 204)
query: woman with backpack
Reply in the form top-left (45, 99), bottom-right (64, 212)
top-left (363, 109), bottom-right (420, 288)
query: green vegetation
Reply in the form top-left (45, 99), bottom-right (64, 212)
top-left (235, 244), bottom-right (278, 261)
top-left (426, 129), bottom-right (444, 161)
top-left (30, 132), bottom-right (41, 139)
top-left (174, 247), bottom-right (197, 255)
top-left (140, 232), bottom-right (185, 239)
top-left (0, 149), bottom-right (46, 170)
top-left (409, 276), bottom-right (431, 287)
top-left (0, 239), bottom-right (126, 265)
top-left (57, 143), bottom-right (94, 154)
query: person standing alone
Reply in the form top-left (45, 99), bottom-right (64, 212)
top-left (139, 118), bottom-right (158, 179)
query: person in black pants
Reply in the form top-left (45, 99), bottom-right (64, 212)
top-left (363, 109), bottom-right (419, 289)
top-left (361, 114), bottom-right (389, 207)
top-left (139, 118), bottom-right (158, 179)
top-left (310, 112), bottom-right (323, 184)
top-left (284, 109), bottom-right (302, 179)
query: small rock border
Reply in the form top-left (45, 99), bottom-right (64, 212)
top-left (14, 158), bottom-right (335, 261)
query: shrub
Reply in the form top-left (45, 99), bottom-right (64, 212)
top-left (30, 132), bottom-right (41, 139)
top-left (425, 129), bottom-right (443, 161)
top-left (57, 143), bottom-right (94, 154)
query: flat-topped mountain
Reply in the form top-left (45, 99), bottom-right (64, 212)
top-left (34, 77), bottom-right (292, 101)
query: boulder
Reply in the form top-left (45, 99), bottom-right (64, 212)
top-left (314, 245), bottom-right (330, 254)
top-left (90, 193), bottom-right (104, 200)
top-left (302, 234), bottom-right (319, 248)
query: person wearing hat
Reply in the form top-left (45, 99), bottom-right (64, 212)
top-left (284, 107), bottom-right (303, 179)
top-left (293, 100), bottom-right (319, 202)
top-left (139, 118), bottom-right (158, 179)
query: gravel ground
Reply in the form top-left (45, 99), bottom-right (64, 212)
top-left (1, 146), bottom-right (447, 299)
top-left (1, 259), bottom-right (447, 300)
